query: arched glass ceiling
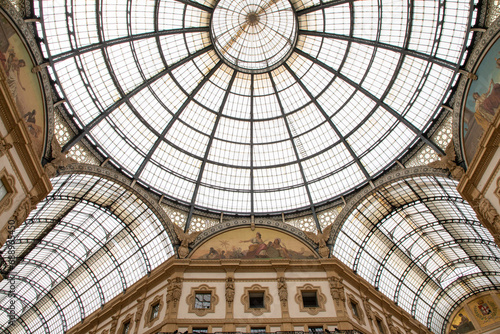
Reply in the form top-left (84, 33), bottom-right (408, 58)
top-left (35, 0), bottom-right (473, 215)
top-left (332, 175), bottom-right (500, 334)
top-left (0, 174), bottom-right (175, 334)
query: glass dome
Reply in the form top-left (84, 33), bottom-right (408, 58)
top-left (36, 0), bottom-right (472, 215)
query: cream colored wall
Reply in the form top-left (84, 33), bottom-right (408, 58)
top-left (67, 258), bottom-right (431, 334)
top-left (477, 146), bottom-right (500, 215)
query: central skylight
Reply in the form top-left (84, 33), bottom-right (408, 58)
top-left (211, 0), bottom-right (297, 72)
top-left (35, 0), bottom-right (472, 215)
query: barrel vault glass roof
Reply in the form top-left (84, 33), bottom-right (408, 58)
top-left (0, 174), bottom-right (175, 334)
top-left (333, 175), bottom-right (500, 333)
top-left (34, 0), bottom-right (474, 216)
top-left (2, 0), bottom-right (496, 333)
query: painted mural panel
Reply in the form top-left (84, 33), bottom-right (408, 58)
top-left (468, 295), bottom-right (499, 327)
top-left (191, 227), bottom-right (317, 260)
top-left (0, 11), bottom-right (45, 157)
top-left (463, 37), bottom-right (500, 164)
top-left (449, 309), bottom-right (475, 334)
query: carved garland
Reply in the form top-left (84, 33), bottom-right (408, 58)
top-left (241, 284), bottom-right (273, 316)
top-left (186, 285), bottom-right (219, 316)
top-left (294, 283), bottom-right (327, 315)
top-left (143, 294), bottom-right (164, 327)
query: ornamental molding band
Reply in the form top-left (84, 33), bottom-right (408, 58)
top-left (453, 16), bottom-right (500, 166)
top-left (241, 284), bottom-right (273, 316)
top-left (58, 163), bottom-right (177, 243)
top-left (186, 284), bottom-right (219, 317)
top-left (331, 166), bottom-right (448, 245)
top-left (0, 0), bottom-right (55, 159)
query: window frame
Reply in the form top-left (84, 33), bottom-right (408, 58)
top-left (242, 284), bottom-right (273, 316)
top-left (187, 284), bottom-right (219, 316)
top-left (295, 284), bottom-right (326, 315)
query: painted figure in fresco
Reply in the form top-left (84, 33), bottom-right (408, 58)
top-left (0, 48), bottom-right (26, 100)
top-left (240, 232), bottom-right (268, 258)
top-left (473, 79), bottom-right (500, 129)
top-left (450, 313), bottom-right (475, 334)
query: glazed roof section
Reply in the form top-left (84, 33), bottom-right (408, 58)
top-left (332, 175), bottom-right (500, 334)
top-left (0, 174), bottom-right (175, 333)
top-left (34, 0), bottom-right (473, 219)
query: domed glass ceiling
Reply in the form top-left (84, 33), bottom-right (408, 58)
top-left (36, 0), bottom-right (472, 215)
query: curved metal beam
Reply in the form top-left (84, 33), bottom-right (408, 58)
top-left (297, 31), bottom-right (457, 71)
top-left (174, 0), bottom-right (213, 13)
top-left (0, 304), bottom-right (30, 334)
top-left (13, 256), bottom-right (103, 316)
top-left (393, 239), bottom-right (498, 303)
top-left (411, 256), bottom-right (500, 316)
top-left (50, 28), bottom-right (210, 64)
top-left (185, 69), bottom-right (238, 231)
top-left (133, 60), bottom-right (222, 183)
top-left (373, 219), bottom-right (485, 287)
top-left (61, 45), bottom-right (214, 153)
top-left (427, 272), bottom-right (500, 330)
top-left (294, 48), bottom-right (446, 156)
top-left (296, 0), bottom-right (351, 16)
top-left (0, 291), bottom-right (49, 334)
top-left (6, 275), bottom-right (68, 332)
top-left (283, 62), bottom-right (372, 183)
top-left (350, 195), bottom-right (472, 274)
top-left (21, 218), bottom-right (128, 295)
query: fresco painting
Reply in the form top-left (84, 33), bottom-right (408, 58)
top-left (191, 227), bottom-right (317, 260)
top-left (449, 309), bottom-right (475, 334)
top-left (463, 37), bottom-right (500, 164)
top-left (468, 295), bottom-right (499, 327)
top-left (0, 12), bottom-right (45, 157)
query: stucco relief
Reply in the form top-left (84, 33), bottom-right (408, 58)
top-left (0, 168), bottom-right (16, 214)
top-left (495, 177), bottom-right (500, 205)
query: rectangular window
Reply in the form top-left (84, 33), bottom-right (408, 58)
top-left (122, 321), bottom-right (130, 334)
top-left (302, 291), bottom-right (319, 308)
top-left (376, 319), bottom-right (385, 334)
top-left (308, 326), bottom-right (324, 333)
top-left (195, 293), bottom-right (211, 309)
top-left (249, 291), bottom-right (265, 308)
top-left (351, 301), bottom-right (359, 318)
top-left (250, 328), bottom-right (266, 334)
top-left (0, 179), bottom-right (6, 201)
top-left (192, 328), bottom-right (208, 334)
top-left (150, 302), bottom-right (160, 320)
